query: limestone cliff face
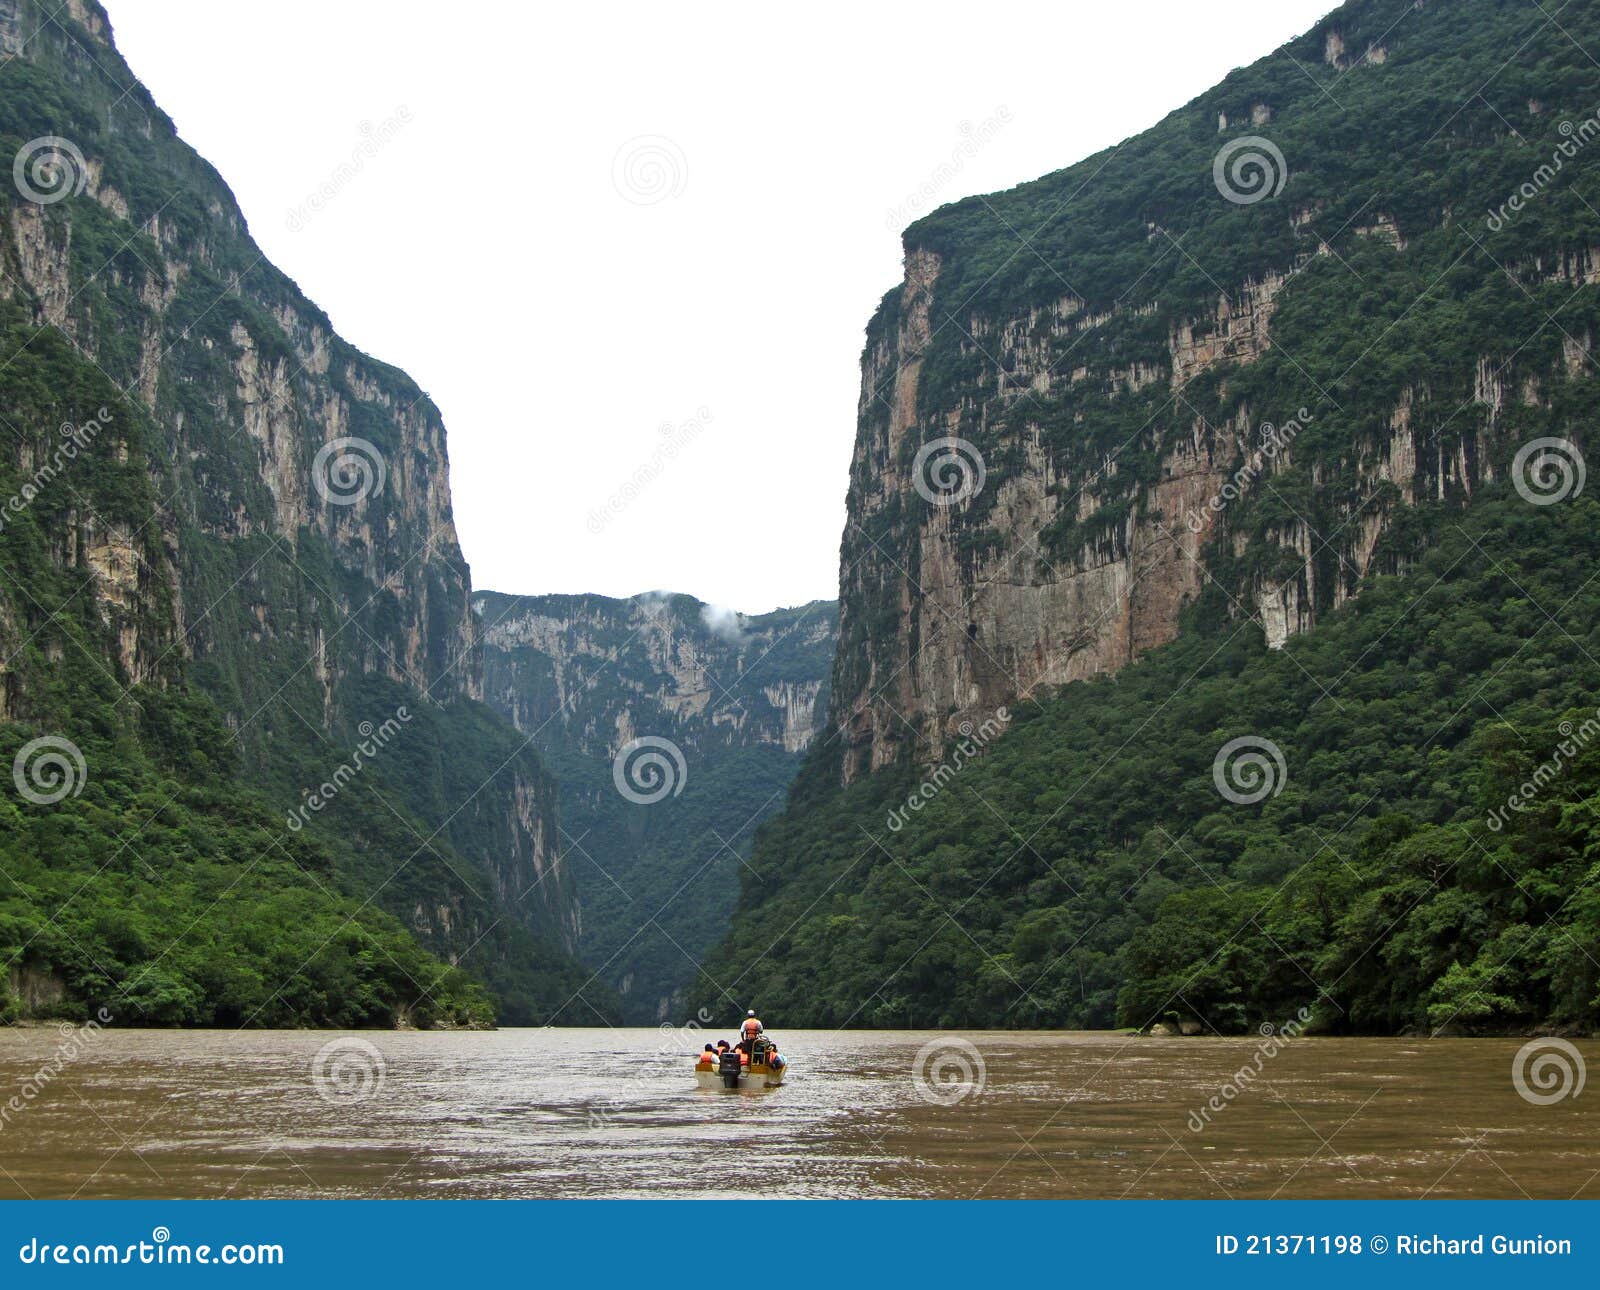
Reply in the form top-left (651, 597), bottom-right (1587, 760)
top-left (828, 0), bottom-right (1587, 784)
top-left (0, 98), bottom-right (477, 705)
top-left (474, 590), bottom-right (837, 1021)
top-left (835, 264), bottom-right (1317, 781)
top-left (476, 592), bottom-right (835, 762)
top-left (0, 0), bottom-right (579, 989)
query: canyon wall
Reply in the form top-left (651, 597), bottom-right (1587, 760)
top-left (703, 0), bottom-right (1600, 1031)
top-left (0, 0), bottom-right (596, 1018)
top-left (828, 0), bottom-right (1584, 784)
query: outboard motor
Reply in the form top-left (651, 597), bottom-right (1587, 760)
top-left (718, 1049), bottom-right (743, 1088)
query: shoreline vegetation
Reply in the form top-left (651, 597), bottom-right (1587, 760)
top-left (1, 1016), bottom-right (1590, 1037)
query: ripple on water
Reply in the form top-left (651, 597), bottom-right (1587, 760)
top-left (0, 1028), bottom-right (1591, 1198)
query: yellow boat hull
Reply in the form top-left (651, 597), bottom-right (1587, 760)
top-left (695, 1062), bottom-right (787, 1090)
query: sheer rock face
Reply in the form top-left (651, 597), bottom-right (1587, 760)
top-left (831, 238), bottom-right (1505, 784)
top-left (827, 2), bottom-right (1578, 786)
top-left (0, 0), bottom-right (571, 969)
top-left (0, 2), bottom-right (477, 704)
top-left (833, 252), bottom-right (1287, 784)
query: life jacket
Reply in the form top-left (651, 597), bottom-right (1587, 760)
top-left (698, 1051), bottom-right (715, 1065)
top-left (739, 1049), bottom-right (750, 1066)
top-left (742, 1017), bottom-right (762, 1039)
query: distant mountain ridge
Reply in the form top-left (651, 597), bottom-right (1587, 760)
top-left (474, 590), bottom-right (836, 1021)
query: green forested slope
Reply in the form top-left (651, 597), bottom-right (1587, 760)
top-left (0, 316), bottom-right (493, 1026)
top-left (830, 0), bottom-right (1600, 776)
top-left (702, 0), bottom-right (1600, 1033)
top-left (701, 495), bottom-right (1600, 1033)
top-left (0, 1), bottom-right (613, 1025)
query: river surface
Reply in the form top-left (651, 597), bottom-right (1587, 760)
top-left (0, 1027), bottom-right (1592, 1199)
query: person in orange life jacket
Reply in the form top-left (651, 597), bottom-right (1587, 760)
top-left (741, 1010), bottom-right (763, 1041)
top-left (697, 1043), bottom-right (716, 1066)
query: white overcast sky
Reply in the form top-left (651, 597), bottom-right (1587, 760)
top-left (102, 0), bottom-right (1334, 614)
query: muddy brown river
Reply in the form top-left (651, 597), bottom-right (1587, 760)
top-left (0, 1027), bottom-right (1592, 1199)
